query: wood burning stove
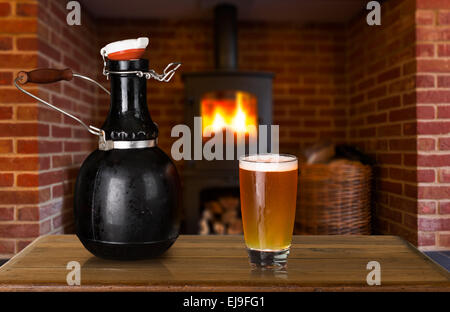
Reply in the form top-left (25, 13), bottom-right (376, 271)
top-left (182, 4), bottom-right (274, 233)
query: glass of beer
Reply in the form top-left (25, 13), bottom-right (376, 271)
top-left (239, 154), bottom-right (298, 269)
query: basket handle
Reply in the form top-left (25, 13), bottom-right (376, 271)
top-left (14, 69), bottom-right (109, 137)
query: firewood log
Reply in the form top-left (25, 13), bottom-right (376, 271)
top-left (202, 209), bottom-right (213, 221)
top-left (228, 219), bottom-right (243, 234)
top-left (205, 201), bottom-right (223, 214)
top-left (213, 222), bottom-right (225, 234)
top-left (219, 196), bottom-right (239, 211)
top-left (198, 218), bottom-right (209, 235)
top-left (222, 210), bottom-right (237, 225)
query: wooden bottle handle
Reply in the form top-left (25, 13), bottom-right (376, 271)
top-left (16, 68), bottom-right (73, 85)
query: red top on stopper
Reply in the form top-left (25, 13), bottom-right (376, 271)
top-left (100, 37), bottom-right (149, 60)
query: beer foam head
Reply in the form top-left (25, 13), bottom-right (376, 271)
top-left (239, 154), bottom-right (298, 172)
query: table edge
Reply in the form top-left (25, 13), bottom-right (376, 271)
top-left (0, 284), bottom-right (449, 292)
top-left (399, 237), bottom-right (450, 279)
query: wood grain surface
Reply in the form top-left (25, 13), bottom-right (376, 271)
top-left (0, 235), bottom-right (448, 292)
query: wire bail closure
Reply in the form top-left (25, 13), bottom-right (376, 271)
top-left (101, 52), bottom-right (181, 82)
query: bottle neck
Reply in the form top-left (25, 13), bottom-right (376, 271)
top-left (102, 73), bottom-right (158, 141)
top-left (110, 75), bottom-right (148, 115)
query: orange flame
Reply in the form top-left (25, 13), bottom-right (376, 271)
top-left (201, 91), bottom-right (257, 135)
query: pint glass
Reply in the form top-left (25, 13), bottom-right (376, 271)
top-left (239, 154), bottom-right (298, 269)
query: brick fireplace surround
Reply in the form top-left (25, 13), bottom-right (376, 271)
top-left (0, 0), bottom-right (449, 258)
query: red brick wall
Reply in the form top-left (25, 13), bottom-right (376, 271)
top-left (0, 0), bottom-right (98, 258)
top-left (0, 0), bottom-right (40, 257)
top-left (36, 0), bottom-right (98, 239)
top-left (415, 0), bottom-right (450, 250)
top-left (347, 0), bottom-right (418, 244)
top-left (239, 22), bottom-right (348, 151)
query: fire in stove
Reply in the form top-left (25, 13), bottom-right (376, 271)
top-left (201, 90), bottom-right (257, 136)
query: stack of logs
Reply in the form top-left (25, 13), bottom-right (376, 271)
top-left (199, 196), bottom-right (243, 235)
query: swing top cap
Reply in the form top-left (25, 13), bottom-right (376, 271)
top-left (100, 37), bottom-right (149, 61)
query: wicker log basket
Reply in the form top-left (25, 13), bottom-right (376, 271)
top-left (295, 159), bottom-right (372, 235)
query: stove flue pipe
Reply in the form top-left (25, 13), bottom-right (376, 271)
top-left (214, 3), bottom-right (238, 71)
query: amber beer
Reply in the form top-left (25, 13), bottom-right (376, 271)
top-left (239, 154), bottom-right (298, 268)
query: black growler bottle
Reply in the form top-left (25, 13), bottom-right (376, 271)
top-left (74, 59), bottom-right (181, 260)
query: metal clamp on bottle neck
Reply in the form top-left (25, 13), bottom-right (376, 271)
top-left (93, 127), bottom-right (157, 151)
top-left (101, 52), bottom-right (181, 82)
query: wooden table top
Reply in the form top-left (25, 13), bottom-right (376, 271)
top-left (0, 235), bottom-right (448, 292)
